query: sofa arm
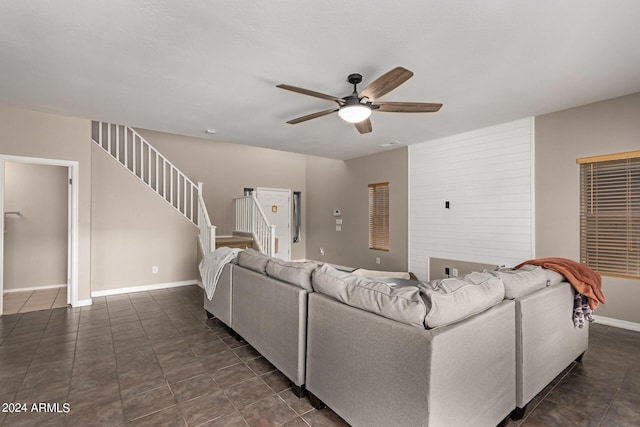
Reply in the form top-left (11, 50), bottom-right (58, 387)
top-left (203, 263), bottom-right (233, 327)
top-left (232, 266), bottom-right (308, 387)
top-left (516, 282), bottom-right (589, 408)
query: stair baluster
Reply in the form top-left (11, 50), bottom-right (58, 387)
top-left (92, 121), bottom-right (216, 254)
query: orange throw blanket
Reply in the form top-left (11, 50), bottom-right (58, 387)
top-left (515, 257), bottom-right (606, 310)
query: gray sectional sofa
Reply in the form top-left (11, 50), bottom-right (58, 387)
top-left (203, 249), bottom-right (315, 396)
top-left (201, 249), bottom-right (589, 426)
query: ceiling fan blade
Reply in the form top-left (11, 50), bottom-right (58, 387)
top-left (286, 108), bottom-right (338, 124)
top-left (277, 84), bottom-right (343, 104)
top-left (354, 118), bottom-right (372, 134)
top-left (375, 102), bottom-right (443, 113)
top-left (359, 67), bottom-right (414, 102)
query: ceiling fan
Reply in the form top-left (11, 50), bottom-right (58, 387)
top-left (277, 66), bottom-right (442, 134)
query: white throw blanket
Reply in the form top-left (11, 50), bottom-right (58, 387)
top-left (199, 247), bottom-right (242, 300)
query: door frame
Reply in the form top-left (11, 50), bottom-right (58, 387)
top-left (256, 187), bottom-right (291, 261)
top-left (0, 154), bottom-right (79, 315)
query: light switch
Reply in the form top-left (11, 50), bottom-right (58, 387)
top-left (336, 219), bottom-right (343, 225)
top-left (336, 225), bottom-right (342, 232)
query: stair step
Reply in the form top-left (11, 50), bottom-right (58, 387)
top-left (215, 236), bottom-right (254, 250)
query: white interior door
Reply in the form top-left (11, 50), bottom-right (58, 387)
top-left (257, 188), bottom-right (291, 261)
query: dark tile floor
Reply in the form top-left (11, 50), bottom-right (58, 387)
top-left (0, 285), bottom-right (638, 427)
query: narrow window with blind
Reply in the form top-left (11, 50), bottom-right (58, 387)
top-left (578, 151), bottom-right (640, 279)
top-left (368, 182), bottom-right (389, 251)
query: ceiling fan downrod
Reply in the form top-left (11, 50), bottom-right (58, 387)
top-left (347, 73), bottom-right (363, 95)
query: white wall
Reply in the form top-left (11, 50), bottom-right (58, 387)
top-left (409, 118), bottom-right (534, 280)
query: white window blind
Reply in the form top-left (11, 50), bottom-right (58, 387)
top-left (579, 151), bottom-right (640, 279)
top-left (369, 182), bottom-right (389, 251)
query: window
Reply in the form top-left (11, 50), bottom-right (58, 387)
top-left (578, 151), bottom-right (640, 278)
top-left (368, 182), bottom-right (389, 251)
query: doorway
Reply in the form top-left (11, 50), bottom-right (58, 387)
top-left (256, 188), bottom-right (291, 261)
top-left (0, 155), bottom-right (79, 316)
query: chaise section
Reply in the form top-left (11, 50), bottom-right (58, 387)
top-left (306, 293), bottom-right (516, 427)
top-left (203, 263), bottom-right (233, 327)
top-left (514, 281), bottom-right (589, 418)
top-left (232, 266), bottom-right (309, 394)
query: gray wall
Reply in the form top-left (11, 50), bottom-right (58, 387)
top-left (305, 147), bottom-right (408, 271)
top-left (0, 103), bottom-right (92, 301)
top-left (535, 92), bottom-right (640, 324)
top-left (3, 162), bottom-right (68, 290)
top-left (91, 145), bottom-right (198, 292)
top-left (135, 129), bottom-right (308, 260)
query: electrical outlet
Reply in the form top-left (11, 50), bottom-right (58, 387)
top-left (452, 268), bottom-right (458, 277)
top-left (152, 266), bottom-right (158, 274)
top-left (375, 257), bottom-right (381, 265)
top-left (320, 247), bottom-right (325, 256)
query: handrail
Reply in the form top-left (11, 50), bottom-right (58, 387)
top-left (91, 121), bottom-right (217, 254)
top-left (234, 194), bottom-right (276, 257)
top-left (128, 127), bottom-right (198, 189)
top-left (197, 182), bottom-right (216, 254)
top-left (92, 121), bottom-right (199, 225)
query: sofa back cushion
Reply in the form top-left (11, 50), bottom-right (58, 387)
top-left (422, 272), bottom-right (505, 329)
top-left (489, 266), bottom-right (548, 299)
top-left (266, 258), bottom-right (318, 291)
top-left (517, 264), bottom-right (565, 286)
top-left (312, 264), bottom-right (427, 328)
top-left (351, 268), bottom-right (411, 280)
top-left (237, 248), bottom-right (270, 274)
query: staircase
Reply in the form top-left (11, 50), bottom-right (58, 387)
top-left (91, 122), bottom-right (216, 254)
top-left (234, 194), bottom-right (276, 257)
top-left (91, 122), bottom-right (277, 257)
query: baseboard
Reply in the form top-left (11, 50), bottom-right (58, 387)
top-left (3, 284), bottom-right (67, 293)
top-left (74, 299), bottom-right (93, 307)
top-left (593, 315), bottom-right (640, 332)
top-left (91, 280), bottom-right (198, 298)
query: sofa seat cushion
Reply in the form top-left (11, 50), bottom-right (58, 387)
top-left (488, 266), bottom-right (548, 299)
top-left (237, 248), bottom-right (270, 274)
top-left (312, 264), bottom-right (427, 328)
top-left (266, 258), bottom-right (318, 291)
top-left (422, 272), bottom-right (505, 329)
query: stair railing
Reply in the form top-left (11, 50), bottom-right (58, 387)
top-left (92, 122), bottom-right (216, 253)
top-left (197, 182), bottom-right (216, 254)
top-left (234, 194), bottom-right (276, 257)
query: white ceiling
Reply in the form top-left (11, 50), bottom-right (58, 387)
top-left (1, 1), bottom-right (639, 160)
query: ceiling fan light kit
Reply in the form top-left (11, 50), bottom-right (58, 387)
top-left (277, 67), bottom-right (442, 134)
top-left (338, 103), bottom-right (372, 123)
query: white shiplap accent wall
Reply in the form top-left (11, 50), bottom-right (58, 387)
top-left (409, 118), bottom-right (534, 280)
